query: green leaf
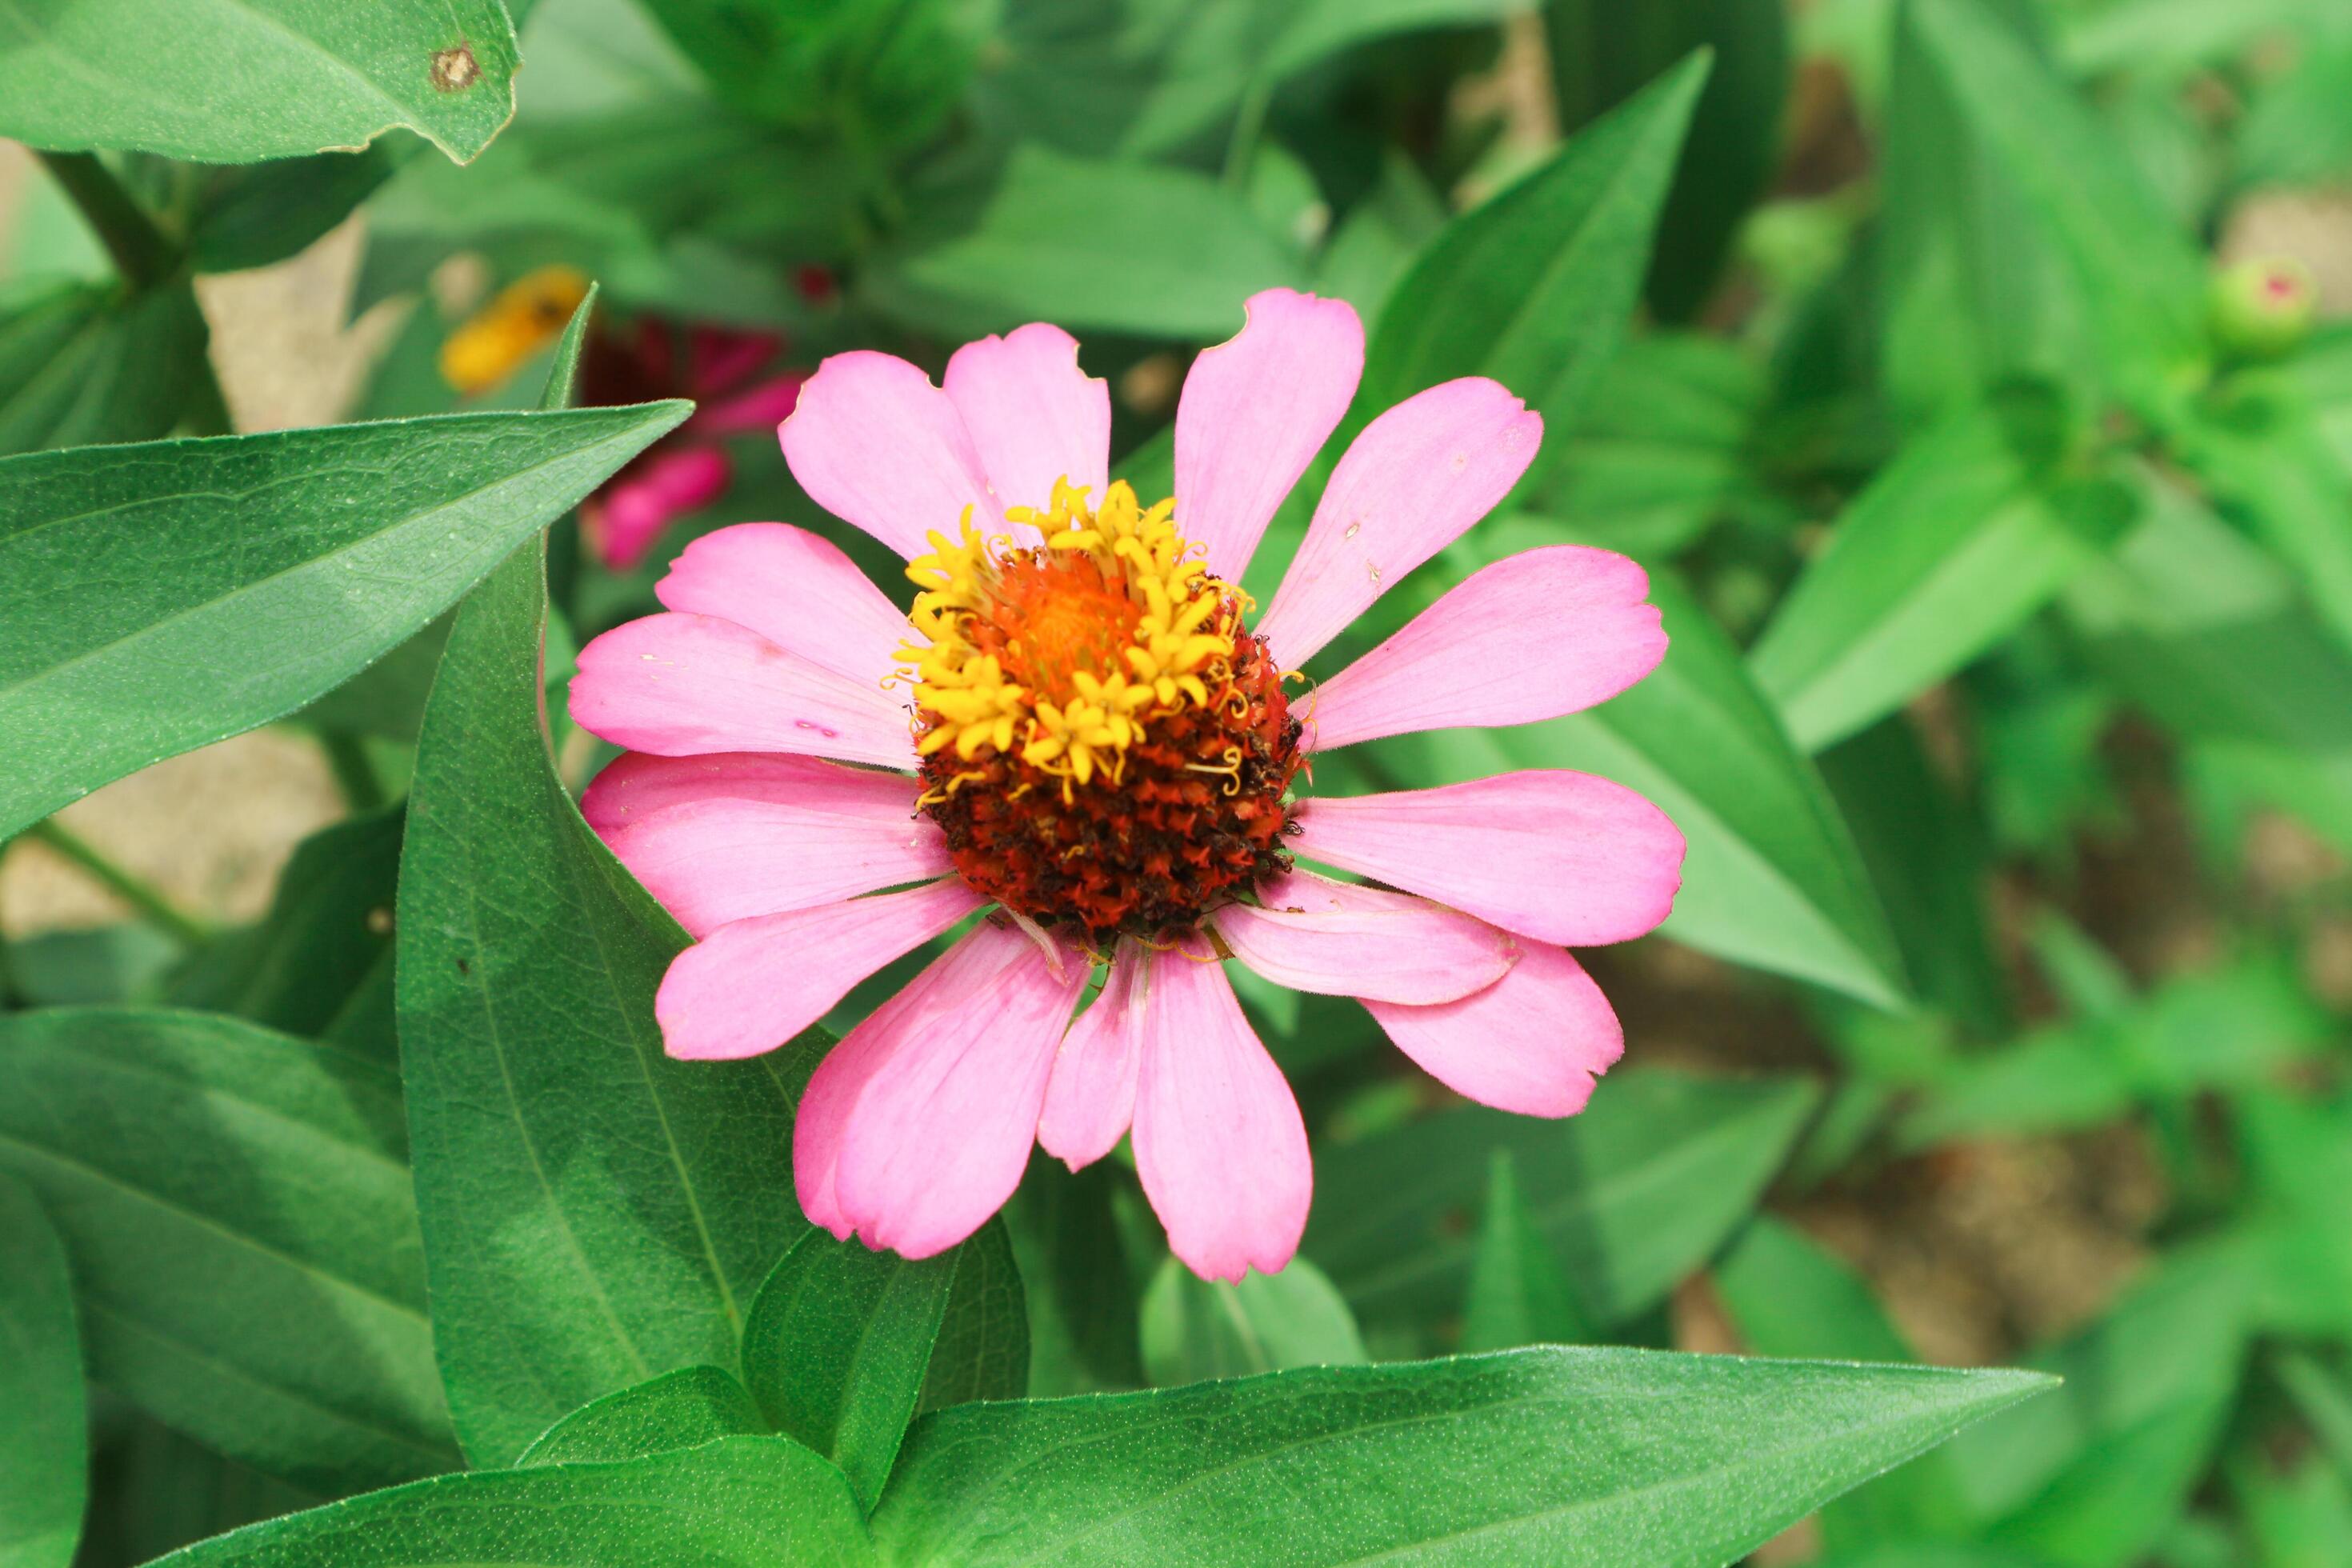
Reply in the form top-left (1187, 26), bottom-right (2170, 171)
top-left (0, 402), bottom-right (688, 842)
top-left (2062, 468), bottom-right (2352, 854)
top-left (1945, 1246), bottom-right (2249, 1562)
top-left (918, 1216), bottom-right (1031, 1412)
top-left (1878, 2), bottom-right (2094, 426)
top-left (2238, 33), bottom-right (2352, 190)
top-left (1531, 334), bottom-right (1780, 559)
top-left (1139, 1256), bottom-right (1366, 1386)
top-left (2, 922), bottom-right (179, 1007)
top-left (1358, 54), bottom-right (1710, 473)
top-left (2276, 1351), bottom-right (2352, 1488)
top-left (350, 102), bottom-right (842, 329)
top-left (1458, 1149), bottom-right (1588, 1352)
top-left (537, 283), bottom-right (601, 413)
top-left (189, 146), bottom-right (412, 275)
top-left (2058, 0), bottom-right (2319, 79)
top-left (638, 0), bottom-right (980, 154)
top-left (0, 278), bottom-right (208, 456)
top-left (1750, 394), bottom-right (2139, 753)
top-left (1366, 563), bottom-right (1908, 1008)
top-left (1548, 0), bottom-right (1793, 322)
top-left (0, 1007), bottom-right (455, 1492)
top-left (2174, 382), bottom-right (2352, 660)
top-left (1713, 1216), bottom-right (1913, 1365)
top-left (164, 809), bottom-right (402, 1043)
top-left (2070, 465), bottom-right (2352, 747)
top-left (872, 1346), bottom-right (2056, 1566)
top-left (1818, 717), bottom-right (2011, 1038)
top-left (1712, 1216), bottom-right (1952, 1550)
top-left (865, 145), bottom-right (1306, 341)
top-left (1004, 1157), bottom-right (1145, 1397)
top-left (1890, 0), bottom-right (2205, 419)
top-left (149, 1437), bottom-right (874, 1566)
top-left (2235, 1446), bottom-right (2352, 1568)
top-left (1305, 1069), bottom-right (1819, 1343)
top-left (290, 614), bottom-right (454, 744)
top-left (0, 1175), bottom-right (84, 1568)
top-left (396, 542), bottom-right (815, 1467)
top-left (1314, 151), bottom-right (1450, 332)
top-left (2235, 1091), bottom-right (2352, 1343)
top-left (320, 950), bottom-right (398, 1062)
top-left (1897, 957), bottom-right (2329, 1151)
top-left (0, 2), bottom-right (521, 166)
top-left (1813, 1550), bottom-right (2052, 1568)
top-left (996, 0), bottom-right (1526, 162)
top-left (740, 1230), bottom-right (957, 1513)
top-left (516, 1366), bottom-right (768, 1467)
top-left (73, 1406), bottom-right (314, 1568)
top-left (1257, 0), bottom-right (1529, 86)
top-left (2064, 467), bottom-right (2352, 750)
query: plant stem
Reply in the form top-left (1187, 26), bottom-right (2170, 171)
top-left (318, 730), bottom-right (389, 817)
top-left (23, 819), bottom-right (215, 950)
top-left (1222, 80), bottom-right (1275, 189)
top-left (34, 150), bottom-right (176, 290)
top-left (34, 150), bottom-right (238, 436)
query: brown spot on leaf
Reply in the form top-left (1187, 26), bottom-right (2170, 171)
top-left (430, 44), bottom-right (479, 93)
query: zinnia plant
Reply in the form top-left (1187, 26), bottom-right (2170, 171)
top-left (569, 290), bottom-right (1686, 1277)
top-left (42, 0), bottom-right (2347, 1554)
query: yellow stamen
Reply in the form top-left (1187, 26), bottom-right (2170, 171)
top-left (896, 477), bottom-right (1248, 792)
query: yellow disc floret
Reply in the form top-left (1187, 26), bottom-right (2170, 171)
top-left (900, 478), bottom-right (1245, 795)
top-left (895, 478), bottom-right (1305, 947)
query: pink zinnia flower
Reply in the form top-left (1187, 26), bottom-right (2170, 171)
top-left (568, 290), bottom-right (1685, 1280)
top-left (577, 319), bottom-right (809, 571)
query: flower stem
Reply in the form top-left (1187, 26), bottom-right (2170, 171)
top-left (34, 150), bottom-right (175, 291)
top-left (1222, 80), bottom-right (1275, 189)
top-left (35, 149), bottom-right (238, 438)
top-left (317, 730), bottom-right (389, 816)
top-left (22, 819), bottom-right (216, 950)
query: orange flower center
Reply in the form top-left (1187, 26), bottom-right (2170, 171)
top-left (896, 481), bottom-right (1303, 948)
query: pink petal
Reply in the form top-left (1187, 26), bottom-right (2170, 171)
top-left (596, 797), bottom-right (948, 938)
top-left (1173, 289), bottom-right (1364, 582)
top-left (778, 350), bottom-right (992, 559)
top-left (794, 994), bottom-right (907, 1242)
top-left (1292, 771), bottom-right (1684, 948)
top-left (586, 446), bottom-right (732, 570)
top-left (821, 921), bottom-right (1090, 1258)
top-left (581, 750), bottom-right (918, 835)
top-left (656, 878), bottom-right (985, 1061)
top-left (944, 323), bottom-right (1111, 517)
top-left (1210, 870), bottom-right (1518, 1005)
top-left (1256, 378), bottom-right (1542, 667)
top-left (1130, 941), bottom-right (1311, 1282)
top-left (691, 372), bottom-right (806, 436)
top-left (654, 523), bottom-right (906, 685)
top-left (1302, 546), bottom-right (1666, 752)
top-left (1036, 939), bottom-right (1144, 1170)
top-left (1365, 942), bottom-right (1623, 1117)
top-left (570, 612), bottom-right (914, 769)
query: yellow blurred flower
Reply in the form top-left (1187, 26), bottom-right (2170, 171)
top-left (438, 266), bottom-right (592, 395)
